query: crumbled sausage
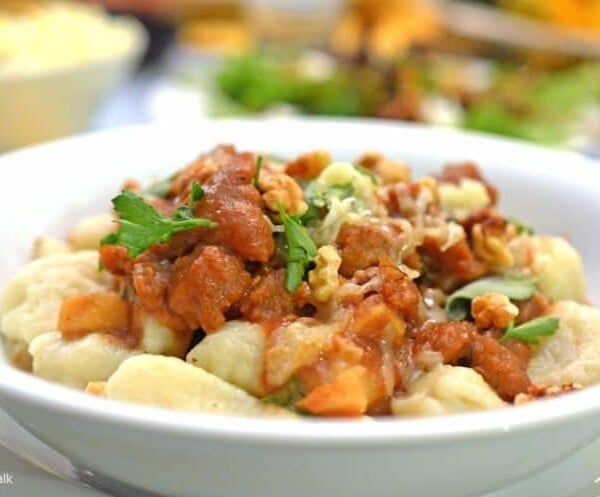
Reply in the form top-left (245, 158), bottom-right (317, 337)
top-left (168, 246), bottom-right (252, 332)
top-left (413, 321), bottom-right (477, 364)
top-left (193, 156), bottom-right (275, 262)
top-left (471, 334), bottom-right (531, 401)
top-left (379, 258), bottom-right (421, 323)
top-left (240, 269), bottom-right (307, 322)
top-left (337, 221), bottom-right (408, 277)
top-left (419, 237), bottom-right (486, 292)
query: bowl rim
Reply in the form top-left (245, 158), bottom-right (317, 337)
top-left (0, 14), bottom-right (148, 83)
top-left (1, 117), bottom-right (600, 446)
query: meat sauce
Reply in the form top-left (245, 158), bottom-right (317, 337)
top-left (59, 144), bottom-right (555, 416)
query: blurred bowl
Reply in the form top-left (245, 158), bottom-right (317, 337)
top-left (0, 17), bottom-right (147, 151)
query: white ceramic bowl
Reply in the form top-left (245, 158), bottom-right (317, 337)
top-left (0, 16), bottom-right (147, 151)
top-left (0, 119), bottom-right (599, 497)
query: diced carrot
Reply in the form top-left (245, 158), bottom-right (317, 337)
top-left (296, 365), bottom-right (369, 417)
top-left (58, 293), bottom-right (129, 339)
top-left (353, 298), bottom-right (406, 343)
top-left (86, 381), bottom-right (107, 397)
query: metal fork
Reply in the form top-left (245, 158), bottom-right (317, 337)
top-left (0, 409), bottom-right (165, 497)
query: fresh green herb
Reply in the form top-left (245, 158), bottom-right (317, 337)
top-left (507, 216), bottom-right (534, 236)
top-left (190, 182), bottom-right (204, 203)
top-left (305, 182), bottom-right (354, 209)
top-left (260, 380), bottom-right (304, 408)
top-left (300, 182), bottom-right (354, 226)
top-left (278, 204), bottom-right (318, 292)
top-left (101, 190), bottom-right (218, 258)
top-left (253, 155), bottom-right (264, 189)
top-left (446, 276), bottom-right (537, 321)
top-left (144, 171), bottom-right (180, 199)
top-left (353, 164), bottom-right (378, 184)
top-left (500, 317), bottom-right (560, 345)
top-left (299, 204), bottom-right (321, 226)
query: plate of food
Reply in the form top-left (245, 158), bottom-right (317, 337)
top-left (0, 118), bottom-right (599, 497)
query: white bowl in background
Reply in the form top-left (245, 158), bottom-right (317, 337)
top-left (0, 118), bottom-right (599, 497)
top-left (0, 17), bottom-right (147, 151)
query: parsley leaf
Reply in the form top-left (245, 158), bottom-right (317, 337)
top-left (278, 204), bottom-right (318, 292)
top-left (507, 216), bottom-right (535, 236)
top-left (260, 380), bottom-right (304, 408)
top-left (446, 276), bottom-right (537, 320)
top-left (304, 181), bottom-right (354, 208)
top-left (353, 163), bottom-right (378, 184)
top-left (500, 316), bottom-right (560, 344)
top-left (191, 182), bottom-right (204, 203)
top-left (253, 155), bottom-right (264, 189)
top-left (101, 190), bottom-right (217, 258)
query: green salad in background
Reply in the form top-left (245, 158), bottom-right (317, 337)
top-left (212, 50), bottom-right (600, 147)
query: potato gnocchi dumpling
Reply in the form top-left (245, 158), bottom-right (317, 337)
top-left (29, 331), bottom-right (139, 389)
top-left (141, 315), bottom-right (191, 358)
top-left (392, 366), bottom-right (506, 416)
top-left (105, 355), bottom-right (294, 417)
top-left (0, 251), bottom-right (114, 344)
top-left (68, 213), bottom-right (115, 251)
top-left (1, 145), bottom-right (596, 419)
top-left (507, 236), bottom-right (586, 302)
top-left (186, 321), bottom-right (266, 396)
top-left (528, 301), bottom-right (600, 387)
top-left (31, 237), bottom-right (72, 259)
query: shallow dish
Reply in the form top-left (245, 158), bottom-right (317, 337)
top-left (0, 118), bottom-right (599, 497)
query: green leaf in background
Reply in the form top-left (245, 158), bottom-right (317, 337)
top-left (500, 316), bottom-right (560, 344)
top-left (446, 276), bottom-right (537, 320)
top-left (217, 53), bottom-right (292, 111)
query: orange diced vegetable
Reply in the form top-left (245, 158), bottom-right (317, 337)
top-left (86, 381), bottom-right (107, 397)
top-left (58, 293), bottom-right (129, 339)
top-left (296, 365), bottom-right (369, 417)
top-left (353, 299), bottom-right (405, 343)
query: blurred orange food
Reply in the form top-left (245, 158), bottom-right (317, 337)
top-left (502, 0), bottom-right (600, 34)
top-left (332, 0), bottom-right (440, 60)
top-left (84, 0), bottom-right (177, 15)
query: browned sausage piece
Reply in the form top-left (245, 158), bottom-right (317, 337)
top-left (471, 334), bottom-right (531, 401)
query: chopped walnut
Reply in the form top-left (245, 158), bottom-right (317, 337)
top-left (472, 217), bottom-right (517, 269)
top-left (356, 151), bottom-right (411, 185)
top-left (514, 383), bottom-right (582, 405)
top-left (285, 149), bottom-right (332, 180)
top-left (309, 245), bottom-right (342, 303)
top-left (259, 166), bottom-right (308, 215)
top-left (471, 292), bottom-right (519, 330)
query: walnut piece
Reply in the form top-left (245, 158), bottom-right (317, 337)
top-left (471, 292), bottom-right (519, 330)
top-left (259, 166), bottom-right (308, 215)
top-left (309, 245), bottom-right (342, 303)
top-left (472, 218), bottom-right (517, 269)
